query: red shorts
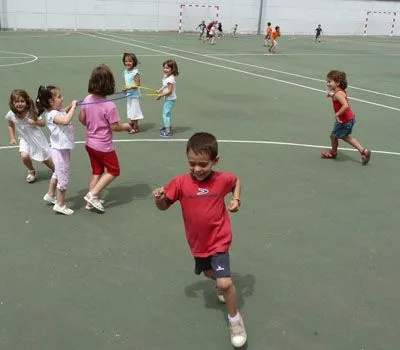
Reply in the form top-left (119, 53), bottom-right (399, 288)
top-left (85, 145), bottom-right (120, 177)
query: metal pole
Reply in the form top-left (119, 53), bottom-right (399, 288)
top-left (257, 0), bottom-right (265, 35)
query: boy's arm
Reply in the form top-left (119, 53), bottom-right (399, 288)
top-left (153, 187), bottom-right (172, 211)
top-left (228, 177), bottom-right (241, 213)
top-left (111, 122), bottom-right (132, 132)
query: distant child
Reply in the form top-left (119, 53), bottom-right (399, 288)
top-left (79, 64), bottom-right (132, 212)
top-left (5, 89), bottom-right (54, 183)
top-left (197, 20), bottom-right (206, 40)
top-left (153, 132), bottom-right (247, 348)
top-left (264, 22), bottom-right (272, 47)
top-left (156, 60), bottom-right (179, 138)
top-left (315, 24), bottom-right (323, 43)
top-left (321, 70), bottom-right (371, 165)
top-left (232, 24), bottom-right (238, 38)
top-left (217, 22), bottom-right (224, 38)
top-left (203, 21), bottom-right (217, 45)
top-left (36, 85), bottom-right (77, 215)
top-left (122, 52), bottom-right (144, 133)
top-left (269, 26), bottom-right (281, 53)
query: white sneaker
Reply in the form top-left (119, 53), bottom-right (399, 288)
top-left (26, 170), bottom-right (36, 183)
top-left (85, 199), bottom-right (105, 210)
top-left (229, 313), bottom-right (247, 348)
top-left (53, 204), bottom-right (74, 215)
top-left (43, 193), bottom-right (56, 205)
top-left (216, 286), bottom-right (225, 303)
top-left (84, 192), bottom-right (105, 212)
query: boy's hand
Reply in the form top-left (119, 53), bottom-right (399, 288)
top-left (153, 187), bottom-right (165, 199)
top-left (9, 138), bottom-right (17, 145)
top-left (228, 199), bottom-right (240, 213)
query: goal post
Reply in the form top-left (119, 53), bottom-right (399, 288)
top-left (363, 11), bottom-right (397, 36)
top-left (179, 4), bottom-right (219, 33)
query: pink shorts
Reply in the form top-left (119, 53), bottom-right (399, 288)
top-left (51, 148), bottom-right (71, 190)
top-left (85, 145), bottom-right (120, 177)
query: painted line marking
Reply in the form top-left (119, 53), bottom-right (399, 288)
top-left (78, 32), bottom-right (400, 112)
top-left (1, 138), bottom-right (399, 156)
top-left (37, 54), bottom-right (168, 59)
top-left (0, 51), bottom-right (38, 67)
top-left (107, 33), bottom-right (400, 100)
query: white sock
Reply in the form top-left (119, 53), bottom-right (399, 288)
top-left (228, 312), bottom-right (241, 322)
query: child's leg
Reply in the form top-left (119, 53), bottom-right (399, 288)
top-left (343, 135), bottom-right (363, 152)
top-left (52, 149), bottom-right (73, 215)
top-left (43, 158), bottom-right (55, 172)
top-left (20, 152), bottom-right (34, 171)
top-left (162, 101), bottom-right (174, 133)
top-left (91, 173), bottom-right (116, 197)
top-left (216, 277), bottom-right (238, 317)
top-left (330, 134), bottom-right (339, 154)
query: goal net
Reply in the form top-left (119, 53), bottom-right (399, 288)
top-left (363, 11), bottom-right (397, 36)
top-left (179, 4), bottom-right (219, 33)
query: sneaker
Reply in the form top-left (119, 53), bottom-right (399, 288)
top-left (85, 199), bottom-right (105, 210)
top-left (43, 193), bottom-right (56, 205)
top-left (53, 203), bottom-right (74, 215)
top-left (160, 126), bottom-right (166, 132)
top-left (215, 286), bottom-right (225, 303)
top-left (160, 130), bottom-right (172, 138)
top-left (229, 313), bottom-right (247, 348)
top-left (84, 192), bottom-right (105, 212)
top-left (26, 170), bottom-right (36, 183)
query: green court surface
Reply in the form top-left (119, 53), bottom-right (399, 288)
top-left (0, 31), bottom-right (400, 350)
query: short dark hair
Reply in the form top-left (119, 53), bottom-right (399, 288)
top-left (122, 52), bottom-right (138, 67)
top-left (327, 70), bottom-right (348, 90)
top-left (163, 59), bottom-right (179, 76)
top-left (186, 132), bottom-right (218, 160)
top-left (88, 64), bottom-right (115, 96)
top-left (267, 22), bottom-right (271, 26)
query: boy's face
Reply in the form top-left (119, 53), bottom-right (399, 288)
top-left (187, 149), bottom-right (219, 181)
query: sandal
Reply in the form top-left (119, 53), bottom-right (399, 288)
top-left (361, 148), bottom-right (371, 166)
top-left (321, 150), bottom-right (337, 159)
top-left (26, 170), bottom-right (36, 183)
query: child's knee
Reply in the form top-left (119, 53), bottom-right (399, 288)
top-left (20, 152), bottom-right (30, 160)
top-left (216, 277), bottom-right (233, 292)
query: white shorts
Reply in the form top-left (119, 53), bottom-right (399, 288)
top-left (127, 98), bottom-right (144, 121)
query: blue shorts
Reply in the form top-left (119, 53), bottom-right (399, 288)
top-left (194, 252), bottom-right (231, 278)
top-left (331, 117), bottom-right (355, 139)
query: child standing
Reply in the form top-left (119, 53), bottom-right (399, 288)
top-left (264, 22), bottom-right (272, 47)
top-left (321, 70), bottom-right (371, 165)
top-left (197, 20), bottom-right (206, 40)
top-left (122, 52), bottom-right (144, 134)
top-left (156, 60), bottom-right (179, 138)
top-left (36, 85), bottom-right (77, 215)
top-left (232, 24), bottom-right (238, 38)
top-left (315, 24), bottom-right (323, 43)
top-left (79, 64), bottom-right (132, 212)
top-left (5, 89), bottom-right (54, 183)
top-left (153, 132), bottom-right (247, 348)
top-left (269, 26), bottom-right (281, 53)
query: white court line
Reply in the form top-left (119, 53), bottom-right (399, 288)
top-left (1, 138), bottom-right (399, 156)
top-left (0, 51), bottom-right (38, 67)
top-left (207, 53), bottom-right (400, 57)
top-left (105, 33), bottom-right (400, 101)
top-left (80, 32), bottom-right (400, 112)
top-left (37, 54), bottom-right (168, 59)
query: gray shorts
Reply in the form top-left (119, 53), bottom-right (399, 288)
top-left (194, 252), bottom-right (231, 278)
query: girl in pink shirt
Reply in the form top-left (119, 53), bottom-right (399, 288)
top-left (79, 64), bottom-right (132, 212)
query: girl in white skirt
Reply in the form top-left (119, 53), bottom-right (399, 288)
top-left (122, 52), bottom-right (144, 133)
top-left (5, 89), bottom-right (54, 183)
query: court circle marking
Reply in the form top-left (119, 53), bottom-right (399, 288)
top-left (0, 51), bottom-right (38, 67)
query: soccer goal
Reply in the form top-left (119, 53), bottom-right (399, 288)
top-left (178, 4), bottom-right (219, 33)
top-left (363, 11), bottom-right (397, 36)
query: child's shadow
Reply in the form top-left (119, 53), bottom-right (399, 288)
top-left (138, 122), bottom-right (156, 132)
top-left (69, 181), bottom-right (152, 210)
top-left (334, 152), bottom-right (362, 164)
top-left (173, 126), bottom-right (191, 134)
top-left (185, 272), bottom-right (255, 314)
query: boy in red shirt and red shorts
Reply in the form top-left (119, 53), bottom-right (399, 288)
top-left (153, 132), bottom-right (247, 348)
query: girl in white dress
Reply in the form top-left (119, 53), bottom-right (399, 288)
top-left (5, 89), bottom-right (54, 183)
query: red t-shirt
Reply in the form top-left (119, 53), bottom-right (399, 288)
top-left (332, 89), bottom-right (354, 123)
top-left (164, 171), bottom-right (237, 257)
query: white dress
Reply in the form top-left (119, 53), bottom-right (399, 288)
top-left (5, 111), bottom-right (51, 161)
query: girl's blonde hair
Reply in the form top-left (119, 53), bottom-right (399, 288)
top-left (327, 70), bottom-right (348, 90)
top-left (9, 89), bottom-right (38, 121)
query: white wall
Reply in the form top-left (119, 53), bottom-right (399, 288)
top-left (1, 0), bottom-right (399, 35)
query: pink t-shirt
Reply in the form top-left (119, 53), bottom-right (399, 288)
top-left (164, 172), bottom-right (237, 257)
top-left (81, 95), bottom-right (120, 152)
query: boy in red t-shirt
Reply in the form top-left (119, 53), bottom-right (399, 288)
top-left (153, 132), bottom-right (247, 348)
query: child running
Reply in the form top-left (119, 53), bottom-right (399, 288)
top-left (315, 24), bottom-right (323, 43)
top-left (269, 26), bottom-right (281, 53)
top-left (5, 89), bottom-right (54, 183)
top-left (197, 20), bottom-right (206, 40)
top-left (321, 70), bottom-right (371, 165)
top-left (156, 59), bottom-right (179, 138)
top-left (36, 85), bottom-right (77, 215)
top-left (264, 22), bottom-right (272, 47)
top-left (153, 132), bottom-right (247, 348)
top-left (79, 64), bottom-right (132, 212)
top-left (122, 52), bottom-right (144, 134)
